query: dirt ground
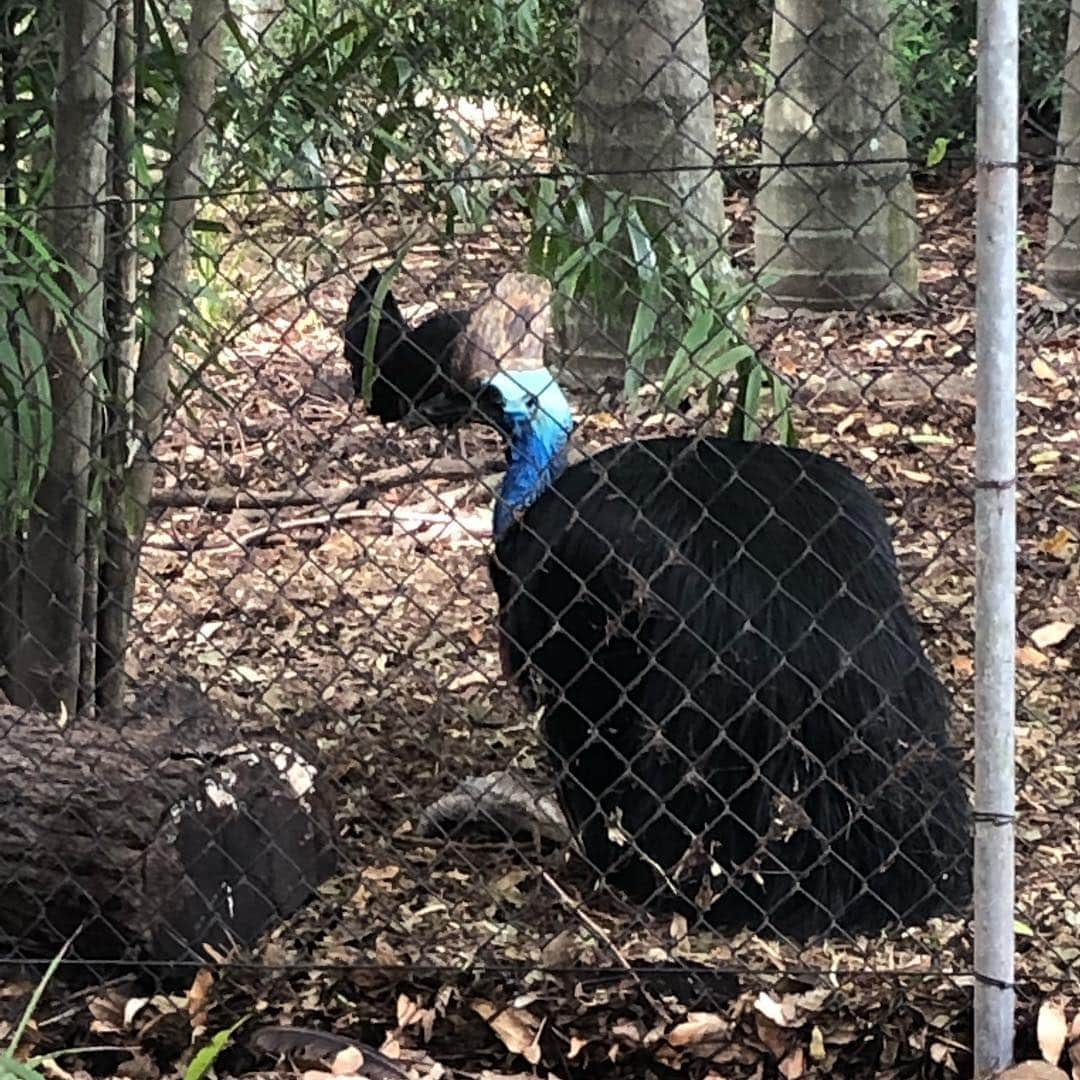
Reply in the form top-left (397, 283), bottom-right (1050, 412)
top-left (8, 144), bottom-right (1079, 1077)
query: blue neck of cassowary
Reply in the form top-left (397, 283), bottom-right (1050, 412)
top-left (488, 369), bottom-right (574, 539)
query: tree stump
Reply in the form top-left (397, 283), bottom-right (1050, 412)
top-left (0, 678), bottom-right (337, 974)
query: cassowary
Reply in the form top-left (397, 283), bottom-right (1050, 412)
top-left (343, 267), bottom-right (470, 424)
top-left (421, 274), bottom-right (972, 940)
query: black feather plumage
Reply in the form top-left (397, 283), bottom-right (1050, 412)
top-left (490, 434), bottom-right (971, 939)
top-left (343, 268), bottom-right (469, 424)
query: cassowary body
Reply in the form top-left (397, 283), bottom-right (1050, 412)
top-left (343, 268), bottom-right (469, 423)
top-left (492, 434), bottom-right (971, 937)
top-left (421, 274), bottom-right (972, 939)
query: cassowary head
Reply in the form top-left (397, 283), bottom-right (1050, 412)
top-left (419, 272), bottom-right (574, 536)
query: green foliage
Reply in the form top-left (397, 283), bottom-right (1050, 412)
top-left (892, 0), bottom-right (977, 154)
top-left (205, 0), bottom-right (576, 213)
top-left (195, 0), bottom-right (1067, 220)
top-left (1, 936), bottom-right (75, 1080)
top-left (183, 1017), bottom-right (248, 1080)
top-left (0, 934), bottom-right (244, 1080)
top-left (926, 137), bottom-right (950, 168)
top-left (0, 5), bottom-right (56, 175)
top-left (356, 246), bottom-right (410, 403)
top-left (0, 216), bottom-right (85, 538)
top-left (894, 0), bottom-right (1066, 156)
top-left (527, 178), bottom-right (795, 444)
top-left (705, 0), bottom-right (772, 77)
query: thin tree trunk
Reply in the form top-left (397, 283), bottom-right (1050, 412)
top-left (0, 1), bottom-right (21, 693)
top-left (0, 537), bottom-right (18, 699)
top-left (1045, 0), bottom-right (1080, 299)
top-left (753, 0), bottom-right (919, 311)
top-left (12, 0), bottom-right (115, 714)
top-left (561, 0), bottom-right (729, 382)
top-left (1, 2), bottom-right (20, 215)
top-left (78, 408), bottom-right (101, 718)
top-left (109, 0), bottom-right (226, 703)
top-left (97, 0), bottom-right (139, 721)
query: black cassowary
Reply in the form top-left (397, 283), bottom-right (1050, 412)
top-left (422, 274), bottom-right (972, 940)
top-left (343, 267), bottom-right (470, 424)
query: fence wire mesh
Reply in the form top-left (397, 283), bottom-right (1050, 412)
top-left (0, 0), bottom-right (1076, 1076)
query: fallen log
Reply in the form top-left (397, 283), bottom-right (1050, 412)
top-left (0, 678), bottom-right (337, 976)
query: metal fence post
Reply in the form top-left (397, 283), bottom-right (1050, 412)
top-left (974, 0), bottom-right (1019, 1068)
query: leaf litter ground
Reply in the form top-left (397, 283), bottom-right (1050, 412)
top-left (8, 160), bottom-right (1079, 1079)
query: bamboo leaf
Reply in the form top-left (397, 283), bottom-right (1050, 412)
top-left (183, 1017), bottom-right (248, 1080)
top-left (360, 247), bottom-right (410, 404)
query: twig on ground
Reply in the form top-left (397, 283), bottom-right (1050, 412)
top-left (149, 455), bottom-right (504, 511)
top-left (541, 871), bottom-right (675, 1023)
top-left (144, 506), bottom-right (492, 553)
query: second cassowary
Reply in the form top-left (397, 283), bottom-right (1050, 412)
top-left (422, 274), bottom-right (972, 940)
top-left (343, 267), bottom-right (470, 424)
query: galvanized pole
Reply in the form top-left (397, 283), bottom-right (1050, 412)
top-left (974, 0), bottom-right (1018, 1066)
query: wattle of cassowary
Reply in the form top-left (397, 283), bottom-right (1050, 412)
top-left (343, 267), bottom-right (470, 424)
top-left (420, 272), bottom-right (972, 940)
top-left (491, 436), bottom-right (972, 938)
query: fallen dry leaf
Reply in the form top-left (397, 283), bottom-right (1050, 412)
top-left (1069, 1013), bottom-right (1080, 1080)
top-left (331, 1047), bottom-right (365, 1075)
top-left (472, 1000), bottom-right (542, 1064)
top-left (447, 670), bottom-right (489, 692)
top-left (1032, 357), bottom-right (1064, 384)
top-left (952, 654), bottom-right (975, 676)
top-left (1018, 645), bottom-right (1051, 669)
top-left (1040, 527), bottom-right (1078, 559)
top-left (396, 994), bottom-right (421, 1028)
top-left (361, 864), bottom-right (401, 883)
top-left (568, 1036), bottom-right (589, 1059)
top-left (1030, 448), bottom-right (1062, 466)
top-left (754, 1015), bottom-right (794, 1059)
top-left (867, 421), bottom-right (900, 437)
top-left (669, 912), bottom-right (689, 942)
top-left (779, 1046), bottom-right (805, 1079)
top-left (87, 990), bottom-right (129, 1035)
top-left (899, 468), bottom-right (933, 483)
top-left (999, 1062), bottom-right (1069, 1080)
top-left (667, 1013), bottom-right (729, 1047)
top-left (539, 929), bottom-right (577, 968)
top-left (754, 992), bottom-right (797, 1028)
top-left (187, 968), bottom-right (214, 1029)
top-left (492, 868), bottom-right (531, 906)
top-left (1038, 1000), bottom-right (1068, 1066)
top-left (1031, 621), bottom-right (1075, 650)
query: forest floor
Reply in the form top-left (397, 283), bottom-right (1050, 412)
top-left (4, 125), bottom-right (1079, 1079)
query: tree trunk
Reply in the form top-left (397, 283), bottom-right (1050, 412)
top-left (11, 0), bottom-right (115, 714)
top-left (560, 0), bottom-right (728, 384)
top-left (0, 4), bottom-right (24, 695)
top-left (102, 0), bottom-right (226, 716)
top-left (97, 0), bottom-right (139, 721)
top-left (77, 404), bottom-right (101, 719)
top-left (0, 681), bottom-right (338, 975)
top-left (0, 537), bottom-right (17, 698)
top-left (1046, 0), bottom-right (1080, 300)
top-left (1, 3), bottom-right (20, 214)
top-left (753, 0), bottom-right (919, 311)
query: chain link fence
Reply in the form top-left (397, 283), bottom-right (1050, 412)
top-left (0, 0), bottom-right (1076, 1075)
